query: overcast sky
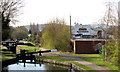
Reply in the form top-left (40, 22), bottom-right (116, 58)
top-left (15, 0), bottom-right (120, 26)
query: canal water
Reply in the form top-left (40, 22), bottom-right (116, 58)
top-left (2, 60), bottom-right (76, 72)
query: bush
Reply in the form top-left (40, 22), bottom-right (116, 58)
top-left (41, 18), bottom-right (71, 52)
top-left (103, 39), bottom-right (119, 66)
top-left (11, 26), bottom-right (28, 40)
top-left (28, 31), bottom-right (42, 44)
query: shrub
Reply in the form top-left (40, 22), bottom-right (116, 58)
top-left (41, 18), bottom-right (71, 52)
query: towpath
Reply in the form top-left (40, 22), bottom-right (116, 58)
top-left (40, 48), bottom-right (108, 72)
top-left (16, 46), bottom-right (108, 71)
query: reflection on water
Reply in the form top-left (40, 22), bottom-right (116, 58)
top-left (8, 63), bottom-right (44, 70)
top-left (2, 60), bottom-right (75, 72)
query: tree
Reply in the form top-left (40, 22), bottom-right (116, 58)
top-left (118, 1), bottom-right (120, 69)
top-left (0, 14), bottom-right (2, 42)
top-left (29, 23), bottom-right (39, 34)
top-left (0, 0), bottom-right (23, 40)
top-left (99, 1), bottom-right (118, 66)
top-left (41, 18), bottom-right (71, 52)
top-left (17, 26), bottom-right (28, 34)
top-left (9, 26), bottom-right (15, 39)
top-left (11, 26), bottom-right (28, 40)
top-left (28, 31), bottom-right (42, 44)
top-left (35, 31), bottom-right (42, 43)
top-left (99, 2), bottom-right (118, 39)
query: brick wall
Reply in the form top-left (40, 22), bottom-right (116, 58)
top-left (74, 40), bottom-right (105, 54)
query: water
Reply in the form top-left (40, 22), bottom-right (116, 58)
top-left (2, 60), bottom-right (75, 72)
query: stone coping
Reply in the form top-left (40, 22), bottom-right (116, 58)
top-left (36, 58), bottom-right (88, 72)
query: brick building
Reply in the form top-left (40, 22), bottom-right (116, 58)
top-left (71, 39), bottom-right (105, 54)
top-left (71, 24), bottom-right (106, 54)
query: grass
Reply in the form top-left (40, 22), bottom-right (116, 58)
top-left (18, 46), bottom-right (40, 52)
top-left (20, 45), bottom-right (118, 71)
top-left (24, 41), bottom-right (35, 46)
top-left (19, 40), bottom-right (35, 46)
top-left (37, 56), bottom-right (98, 72)
top-left (58, 52), bottom-right (118, 70)
top-left (27, 42), bottom-right (35, 46)
top-left (43, 46), bottom-right (52, 50)
top-left (79, 55), bottom-right (118, 70)
top-left (1, 46), bottom-right (15, 61)
top-left (1, 51), bottom-right (15, 60)
top-left (1, 46), bottom-right (6, 49)
top-left (16, 41), bottom-right (118, 71)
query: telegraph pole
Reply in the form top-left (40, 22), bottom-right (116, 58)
top-left (70, 15), bottom-right (71, 38)
top-left (0, 13), bottom-right (2, 45)
top-left (118, 1), bottom-right (120, 69)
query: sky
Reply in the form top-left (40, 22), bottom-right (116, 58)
top-left (15, 0), bottom-right (120, 27)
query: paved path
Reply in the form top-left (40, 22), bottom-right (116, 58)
top-left (40, 48), bottom-right (108, 72)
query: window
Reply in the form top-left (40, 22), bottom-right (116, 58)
top-left (75, 34), bottom-right (82, 36)
top-left (79, 28), bottom-right (87, 30)
top-left (82, 35), bottom-right (90, 38)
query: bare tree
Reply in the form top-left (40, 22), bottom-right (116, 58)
top-left (0, 12), bottom-right (2, 42)
top-left (98, 1), bottom-right (118, 63)
top-left (99, 2), bottom-right (118, 40)
top-left (118, 1), bottom-right (120, 68)
top-left (0, 0), bottom-right (23, 40)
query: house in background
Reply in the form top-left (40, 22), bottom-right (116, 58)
top-left (71, 24), bottom-right (106, 54)
top-left (72, 24), bottom-right (105, 39)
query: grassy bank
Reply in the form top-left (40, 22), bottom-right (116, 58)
top-left (37, 56), bottom-right (98, 72)
top-left (18, 46), bottom-right (40, 52)
top-left (58, 52), bottom-right (118, 70)
top-left (1, 46), bottom-right (15, 61)
top-left (19, 41), bottom-right (36, 46)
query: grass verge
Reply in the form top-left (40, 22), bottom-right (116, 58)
top-left (59, 52), bottom-right (118, 70)
top-left (1, 46), bottom-right (15, 61)
top-left (18, 46), bottom-right (40, 52)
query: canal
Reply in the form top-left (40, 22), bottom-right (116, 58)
top-left (2, 60), bottom-right (77, 72)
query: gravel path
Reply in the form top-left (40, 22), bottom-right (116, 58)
top-left (40, 48), bottom-right (108, 72)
